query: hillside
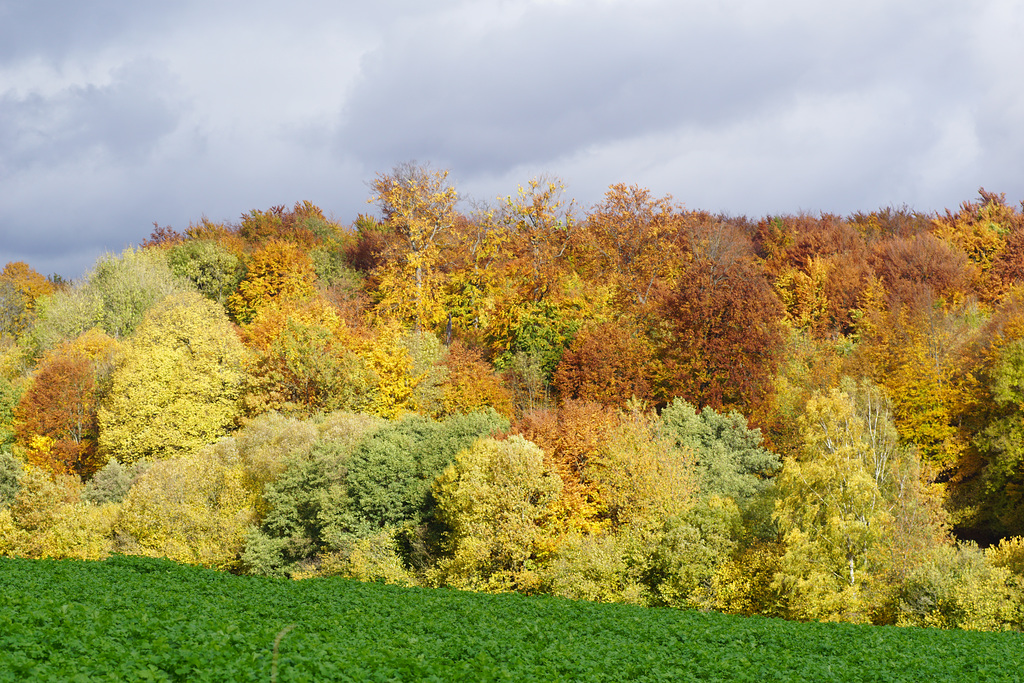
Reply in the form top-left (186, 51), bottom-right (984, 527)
top-left (3, 169), bottom-right (1024, 629)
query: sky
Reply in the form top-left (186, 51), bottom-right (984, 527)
top-left (1, 0), bottom-right (1022, 279)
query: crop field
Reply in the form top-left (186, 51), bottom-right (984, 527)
top-left (1, 555), bottom-right (1020, 682)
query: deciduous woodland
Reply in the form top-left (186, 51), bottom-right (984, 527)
top-left (3, 165), bottom-right (1024, 629)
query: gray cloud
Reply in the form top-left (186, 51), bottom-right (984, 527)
top-left (0, 59), bottom-right (185, 175)
top-left (1, 0), bottom-right (1022, 280)
top-left (0, 1), bottom-right (183, 61)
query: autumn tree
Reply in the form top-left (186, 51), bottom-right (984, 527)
top-left (0, 465), bottom-right (117, 560)
top-left (581, 184), bottom-right (684, 310)
top-left (437, 340), bottom-right (512, 418)
top-left (655, 220), bottom-right (785, 419)
top-left (755, 213), bottom-right (871, 338)
top-left (369, 163), bottom-right (458, 331)
top-left (516, 401), bottom-right (623, 533)
top-left (167, 239), bottom-right (244, 305)
top-left (931, 188), bottom-right (1023, 301)
top-left (240, 298), bottom-right (376, 417)
top-left (99, 292), bottom-right (246, 463)
top-left (13, 329), bottom-right (120, 477)
top-left (28, 248), bottom-right (189, 354)
top-left (227, 239), bottom-right (316, 324)
top-left (116, 444), bottom-right (255, 570)
top-left (553, 320), bottom-right (654, 408)
top-left (854, 284), bottom-right (976, 473)
top-left (0, 262), bottom-right (54, 341)
top-left (772, 379), bottom-right (940, 623)
top-left (493, 177), bottom-right (577, 303)
top-left (657, 398), bottom-right (780, 512)
top-left (430, 436), bottom-right (562, 592)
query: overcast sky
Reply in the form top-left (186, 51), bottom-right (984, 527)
top-left (2, 0), bottom-right (1022, 279)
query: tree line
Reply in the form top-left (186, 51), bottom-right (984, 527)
top-left (2, 165), bottom-right (1024, 628)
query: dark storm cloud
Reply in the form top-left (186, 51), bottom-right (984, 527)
top-left (334, 1), bottom-right (976, 178)
top-left (0, 0), bottom-right (180, 60)
top-left (1, 0), bottom-right (1022, 280)
top-left (0, 59), bottom-right (185, 176)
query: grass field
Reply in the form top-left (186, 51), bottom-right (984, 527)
top-left (1, 554), bottom-right (1020, 682)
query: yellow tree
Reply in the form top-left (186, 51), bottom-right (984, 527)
top-left (773, 379), bottom-right (939, 623)
top-left (0, 262), bottom-right (55, 341)
top-left (98, 292), bottom-right (247, 463)
top-left (855, 283), bottom-right (976, 475)
top-left (370, 163), bottom-right (458, 331)
top-left (430, 436), bottom-right (563, 592)
top-left (115, 444), bottom-right (256, 569)
top-left (931, 188), bottom-right (1023, 301)
top-left (582, 184), bottom-right (684, 310)
top-left (493, 177), bottom-right (577, 303)
top-left (227, 239), bottom-right (316, 324)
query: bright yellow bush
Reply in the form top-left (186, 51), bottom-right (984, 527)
top-left (116, 446), bottom-right (256, 569)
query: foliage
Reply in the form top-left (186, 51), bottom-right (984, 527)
top-left (29, 247), bottom-right (189, 354)
top-left (240, 299), bottom-right (376, 417)
top-left (230, 411), bottom-right (322, 518)
top-left (589, 406), bottom-right (698, 533)
top-left (772, 379), bottom-right (938, 623)
top-left (540, 531), bottom-right (651, 605)
top-left (582, 184), bottom-right (684, 308)
top-left (98, 292), bottom-right (247, 463)
top-left (437, 340), bottom-right (512, 418)
top-left (116, 445), bottom-right (256, 570)
top-left (0, 450), bottom-right (22, 508)
top-left (80, 459), bottom-right (140, 505)
top-left (0, 376), bottom-right (21, 447)
top-left (246, 410), bottom-right (507, 576)
top-left (13, 339), bottom-right (113, 477)
top-left (369, 163), bottom-right (458, 331)
top-left (896, 543), bottom-right (1022, 631)
top-left (1, 465), bottom-right (116, 560)
top-left (430, 436), bottom-right (562, 592)
top-left (655, 223), bottom-right (785, 418)
top-left (227, 239), bottom-right (316, 324)
top-left (647, 496), bottom-right (743, 608)
top-left (167, 239), bottom-right (244, 305)
top-left (553, 320), bottom-right (654, 408)
top-left (0, 262), bottom-right (54, 341)
top-left (658, 398), bottom-right (780, 510)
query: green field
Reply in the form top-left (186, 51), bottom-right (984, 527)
top-left (1, 555), bottom-right (1020, 682)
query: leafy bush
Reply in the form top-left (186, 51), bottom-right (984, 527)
top-left (430, 436), bottom-right (562, 592)
top-left (0, 449), bottom-right (21, 508)
top-left (245, 410), bottom-right (508, 577)
top-left (81, 459), bottom-right (139, 505)
top-left (116, 446), bottom-right (256, 569)
top-left (658, 398), bottom-right (780, 509)
top-left (647, 496), bottom-right (743, 609)
top-left (897, 543), bottom-right (1023, 630)
top-left (1, 465), bottom-right (117, 560)
top-left (541, 531), bottom-right (651, 605)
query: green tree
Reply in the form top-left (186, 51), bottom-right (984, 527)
top-left (658, 399), bottom-right (781, 511)
top-left (244, 410), bottom-right (507, 576)
top-left (98, 292), bottom-right (246, 463)
top-left (29, 247), bottom-right (190, 354)
top-left (167, 239), bottom-right (244, 305)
